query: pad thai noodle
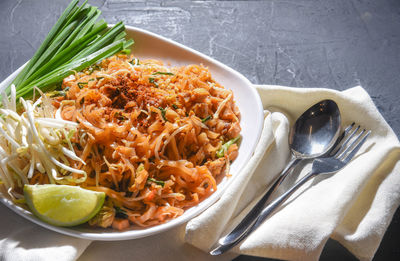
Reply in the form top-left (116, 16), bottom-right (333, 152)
top-left (2, 54), bottom-right (241, 230)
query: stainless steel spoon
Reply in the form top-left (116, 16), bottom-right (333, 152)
top-left (211, 99), bottom-right (341, 255)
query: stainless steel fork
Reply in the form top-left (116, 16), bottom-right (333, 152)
top-left (210, 124), bottom-right (371, 255)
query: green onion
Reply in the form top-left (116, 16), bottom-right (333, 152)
top-left (20, 22), bottom-right (107, 86)
top-left (137, 164), bottom-right (145, 172)
top-left (114, 206), bottom-right (128, 219)
top-left (115, 112), bottom-right (127, 121)
top-left (149, 77), bottom-right (159, 88)
top-left (77, 82), bottom-right (88, 89)
top-left (172, 104), bottom-right (178, 109)
top-left (48, 91), bottom-right (67, 98)
top-left (3, 0), bottom-right (134, 103)
top-left (158, 107), bottom-right (167, 121)
top-left (147, 178), bottom-right (165, 187)
top-left (15, 39), bottom-right (129, 100)
top-left (73, 22), bottom-right (126, 60)
top-left (129, 58), bottom-right (139, 65)
top-left (9, 0), bottom-right (80, 90)
top-left (152, 72), bottom-right (174, 76)
top-left (121, 48), bottom-right (131, 55)
top-left (216, 137), bottom-right (240, 158)
top-left (202, 115), bottom-right (212, 123)
top-left (58, 6), bottom-right (100, 53)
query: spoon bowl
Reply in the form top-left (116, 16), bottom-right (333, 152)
top-left (290, 100), bottom-right (341, 158)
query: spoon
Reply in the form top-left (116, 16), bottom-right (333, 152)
top-left (211, 99), bottom-right (341, 255)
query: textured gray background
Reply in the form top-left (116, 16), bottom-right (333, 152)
top-left (0, 0), bottom-right (399, 260)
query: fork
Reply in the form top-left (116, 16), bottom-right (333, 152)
top-left (213, 123), bottom-right (356, 250)
top-left (210, 124), bottom-right (371, 255)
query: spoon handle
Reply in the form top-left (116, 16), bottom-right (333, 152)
top-left (216, 157), bottom-right (301, 247)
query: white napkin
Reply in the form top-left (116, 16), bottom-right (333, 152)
top-left (186, 85), bottom-right (400, 260)
top-left (1, 85), bottom-right (399, 261)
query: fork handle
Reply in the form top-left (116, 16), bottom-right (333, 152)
top-left (250, 171), bottom-right (315, 232)
top-left (215, 157), bottom-right (301, 247)
top-left (210, 170), bottom-right (315, 255)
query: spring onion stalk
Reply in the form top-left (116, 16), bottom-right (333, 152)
top-left (201, 115), bottom-right (212, 123)
top-left (0, 85), bottom-right (86, 200)
top-left (56, 5), bottom-right (99, 54)
top-left (216, 137), bottom-right (240, 158)
top-left (5, 0), bottom-right (134, 101)
top-left (15, 39), bottom-right (126, 100)
top-left (147, 178), bottom-right (165, 187)
top-left (21, 21), bottom-right (107, 85)
top-left (10, 0), bottom-right (80, 89)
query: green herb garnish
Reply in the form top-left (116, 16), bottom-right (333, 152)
top-left (216, 136), bottom-right (240, 158)
top-left (77, 82), bottom-right (88, 89)
top-left (129, 58), bottom-right (139, 66)
top-left (114, 206), bottom-right (128, 219)
top-left (121, 48), bottom-right (131, 55)
top-left (152, 72), bottom-right (174, 76)
top-left (202, 115), bottom-right (212, 123)
top-left (172, 104), bottom-right (178, 109)
top-left (137, 163), bottom-right (144, 172)
top-left (147, 178), bottom-right (165, 187)
top-left (88, 65), bottom-right (101, 74)
top-left (158, 107), bottom-right (167, 121)
top-left (49, 91), bottom-right (66, 98)
top-left (115, 112), bottom-right (127, 121)
top-left (149, 77), bottom-right (159, 88)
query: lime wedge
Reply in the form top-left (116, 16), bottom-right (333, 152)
top-left (24, 184), bottom-right (105, 227)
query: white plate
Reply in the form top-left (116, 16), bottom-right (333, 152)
top-left (0, 25), bottom-right (264, 241)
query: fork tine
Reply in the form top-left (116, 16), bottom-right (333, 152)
top-left (341, 130), bottom-right (371, 163)
top-left (336, 128), bottom-right (365, 159)
top-left (332, 123), bottom-right (359, 157)
top-left (328, 122), bottom-right (355, 156)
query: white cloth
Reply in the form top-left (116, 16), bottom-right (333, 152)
top-left (1, 85), bottom-right (399, 261)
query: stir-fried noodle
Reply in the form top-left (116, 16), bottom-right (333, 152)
top-left (3, 54), bottom-right (241, 229)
